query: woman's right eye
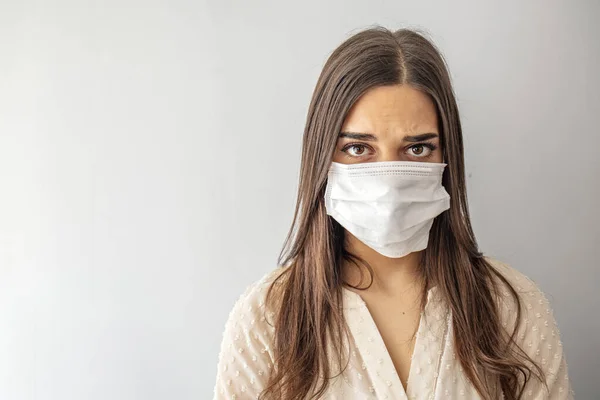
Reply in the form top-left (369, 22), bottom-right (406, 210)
top-left (341, 143), bottom-right (372, 158)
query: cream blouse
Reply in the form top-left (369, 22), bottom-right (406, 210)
top-left (213, 259), bottom-right (573, 399)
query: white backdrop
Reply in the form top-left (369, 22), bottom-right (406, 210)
top-left (1, 0), bottom-right (598, 398)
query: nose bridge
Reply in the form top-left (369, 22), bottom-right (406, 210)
top-left (378, 132), bottom-right (404, 162)
top-left (379, 151), bottom-right (402, 162)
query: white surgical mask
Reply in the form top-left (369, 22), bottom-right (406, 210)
top-left (324, 161), bottom-right (450, 258)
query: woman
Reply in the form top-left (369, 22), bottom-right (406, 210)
top-left (212, 26), bottom-right (573, 399)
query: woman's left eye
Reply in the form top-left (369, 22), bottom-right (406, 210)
top-left (407, 144), bottom-right (435, 157)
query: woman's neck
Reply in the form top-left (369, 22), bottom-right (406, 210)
top-left (341, 232), bottom-right (425, 298)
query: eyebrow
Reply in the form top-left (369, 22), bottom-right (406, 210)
top-left (338, 131), bottom-right (439, 142)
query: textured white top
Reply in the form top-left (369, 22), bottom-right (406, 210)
top-left (213, 259), bottom-right (573, 399)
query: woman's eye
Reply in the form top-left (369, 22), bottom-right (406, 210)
top-left (408, 144), bottom-right (432, 157)
top-left (343, 144), bottom-right (369, 157)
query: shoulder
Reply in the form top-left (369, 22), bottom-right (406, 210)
top-left (485, 256), bottom-right (542, 296)
top-left (226, 266), bottom-right (288, 322)
top-left (484, 256), bottom-right (555, 334)
top-left (213, 266), bottom-right (289, 399)
top-left (484, 257), bottom-right (574, 398)
top-left (220, 266), bottom-right (289, 348)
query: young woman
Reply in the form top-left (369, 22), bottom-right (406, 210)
top-left (212, 27), bottom-right (573, 400)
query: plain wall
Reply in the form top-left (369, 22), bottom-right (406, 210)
top-left (1, 0), bottom-right (598, 398)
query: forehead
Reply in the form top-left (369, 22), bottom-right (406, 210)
top-left (341, 84), bottom-right (439, 134)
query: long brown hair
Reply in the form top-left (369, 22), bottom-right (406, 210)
top-left (261, 26), bottom-right (546, 400)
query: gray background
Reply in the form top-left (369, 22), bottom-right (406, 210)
top-left (0, 0), bottom-right (598, 399)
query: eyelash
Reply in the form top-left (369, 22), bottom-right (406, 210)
top-left (340, 142), bottom-right (439, 158)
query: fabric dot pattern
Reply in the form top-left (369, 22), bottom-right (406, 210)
top-left (213, 259), bottom-right (573, 399)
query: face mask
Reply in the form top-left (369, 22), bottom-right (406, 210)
top-left (324, 161), bottom-right (450, 258)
